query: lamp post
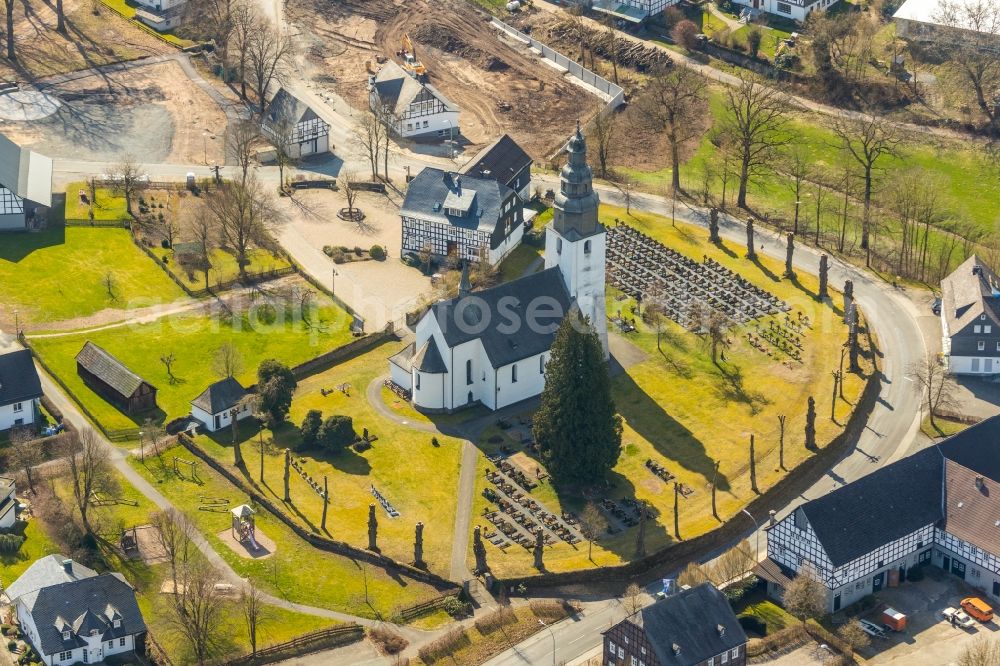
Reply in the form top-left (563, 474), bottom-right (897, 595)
top-left (742, 508), bottom-right (760, 566)
top-left (331, 267), bottom-right (338, 295)
top-left (202, 131), bottom-right (209, 166)
top-left (138, 431), bottom-right (145, 463)
top-left (538, 619), bottom-right (556, 666)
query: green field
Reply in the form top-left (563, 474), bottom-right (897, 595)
top-left (130, 449), bottom-right (445, 619)
top-left (0, 518), bottom-right (63, 589)
top-left (44, 473), bottom-right (340, 664)
top-left (471, 205), bottom-right (871, 576)
top-left (30, 291), bottom-right (355, 431)
top-left (190, 341), bottom-right (466, 575)
top-left (63, 182), bottom-right (131, 222)
top-left (162, 246), bottom-right (293, 289)
top-left (0, 226), bottom-right (187, 325)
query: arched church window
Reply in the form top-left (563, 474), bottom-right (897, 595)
top-left (584, 240), bottom-right (592, 254)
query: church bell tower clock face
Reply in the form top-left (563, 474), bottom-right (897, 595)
top-left (545, 122), bottom-right (609, 358)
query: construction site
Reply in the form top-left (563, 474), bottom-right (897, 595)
top-left (286, 0), bottom-right (601, 159)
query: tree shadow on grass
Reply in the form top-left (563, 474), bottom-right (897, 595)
top-left (749, 256), bottom-right (781, 283)
top-left (713, 363), bottom-right (770, 416)
top-left (612, 372), bottom-right (731, 493)
top-left (714, 239), bottom-right (738, 259)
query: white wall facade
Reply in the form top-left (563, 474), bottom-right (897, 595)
top-left (487, 224), bottom-right (525, 265)
top-left (0, 212), bottom-right (25, 230)
top-left (389, 358), bottom-right (413, 391)
top-left (731, 0), bottom-right (838, 21)
top-left (289, 132), bottom-right (330, 159)
top-left (948, 355), bottom-right (1000, 375)
top-left (495, 352), bottom-right (548, 410)
top-left (545, 227), bottom-right (608, 356)
top-left (191, 402), bottom-right (251, 433)
top-left (0, 398), bottom-right (37, 431)
top-left (398, 110), bottom-right (459, 140)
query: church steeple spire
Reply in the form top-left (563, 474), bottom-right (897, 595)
top-left (553, 120), bottom-right (600, 238)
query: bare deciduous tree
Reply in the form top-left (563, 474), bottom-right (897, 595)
top-left (355, 112), bottom-right (386, 182)
top-left (9, 427), bottom-right (40, 494)
top-left (934, 0), bottom-right (1000, 134)
top-left (783, 562), bottom-right (827, 622)
top-left (164, 562), bottom-right (227, 665)
top-left (68, 429), bottom-right (113, 535)
top-left (838, 620), bottom-right (872, 652)
top-left (4, 0), bottom-right (15, 61)
top-left (232, 120), bottom-right (262, 188)
top-left (785, 146), bottom-right (811, 235)
top-left (578, 502), bottom-right (607, 562)
top-left (151, 508), bottom-right (195, 596)
top-left (832, 114), bottom-right (900, 261)
top-left (636, 65), bottom-right (707, 195)
top-left (206, 172), bottom-right (277, 278)
top-left (909, 354), bottom-right (959, 431)
top-left (622, 582), bottom-right (643, 616)
top-left (213, 342), bottom-right (244, 378)
top-left (111, 154), bottom-right (146, 217)
top-left (342, 171), bottom-right (360, 219)
top-left (721, 71), bottom-right (788, 209)
top-left (245, 18), bottom-right (290, 112)
top-left (189, 211), bottom-right (217, 291)
top-left (590, 107), bottom-right (617, 179)
top-left (230, 0), bottom-right (258, 100)
top-left (959, 637), bottom-right (1000, 666)
top-left (241, 577), bottom-right (268, 657)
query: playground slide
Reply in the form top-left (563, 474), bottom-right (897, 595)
top-left (248, 533), bottom-right (260, 550)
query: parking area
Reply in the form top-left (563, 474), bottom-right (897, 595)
top-left (846, 567), bottom-right (1000, 664)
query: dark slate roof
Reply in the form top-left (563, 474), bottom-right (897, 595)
top-left (619, 584), bottom-right (747, 666)
top-left (372, 61), bottom-right (457, 115)
top-left (460, 134), bottom-right (532, 186)
top-left (0, 349), bottom-right (42, 406)
top-left (75, 342), bottom-right (153, 399)
top-left (23, 573), bottom-right (145, 656)
top-left (401, 168), bottom-right (513, 236)
top-left (937, 415), bottom-right (1000, 480)
top-left (940, 255), bottom-right (1000, 332)
top-left (428, 267), bottom-right (572, 369)
top-left (265, 87), bottom-right (318, 126)
top-left (5, 556), bottom-right (98, 603)
top-left (412, 337), bottom-right (447, 374)
top-left (794, 446), bottom-right (943, 567)
top-left (388, 342), bottom-right (416, 370)
top-left (190, 377), bottom-right (247, 415)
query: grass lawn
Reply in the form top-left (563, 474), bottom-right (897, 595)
top-left (64, 182), bottom-right (131, 222)
top-left (498, 243), bottom-right (543, 283)
top-left (191, 341), bottom-right (465, 576)
top-left (130, 448), bottom-right (444, 619)
top-left (44, 472), bottom-right (339, 664)
top-left (30, 288), bottom-right (355, 431)
top-left (0, 226), bottom-right (187, 325)
top-left (920, 414), bottom-right (970, 439)
top-left (737, 599), bottom-right (795, 635)
top-left (0, 518), bottom-right (63, 590)
top-left (162, 247), bottom-right (293, 289)
top-left (472, 205), bottom-right (872, 576)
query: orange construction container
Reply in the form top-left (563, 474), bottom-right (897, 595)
top-left (881, 607), bottom-right (907, 632)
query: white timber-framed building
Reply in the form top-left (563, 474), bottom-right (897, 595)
top-left (262, 87), bottom-right (331, 159)
top-left (369, 61), bottom-right (459, 141)
top-left (0, 133), bottom-right (52, 231)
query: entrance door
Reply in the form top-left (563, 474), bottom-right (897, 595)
top-left (873, 572), bottom-right (885, 593)
top-left (952, 560), bottom-right (967, 580)
top-left (944, 555), bottom-right (951, 572)
top-left (899, 565), bottom-right (907, 583)
top-left (993, 581), bottom-right (999, 597)
top-left (834, 593), bottom-right (841, 611)
top-left (987, 358), bottom-right (994, 373)
top-left (446, 241), bottom-right (458, 256)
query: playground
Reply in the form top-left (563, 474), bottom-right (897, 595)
top-left (218, 504), bottom-right (277, 559)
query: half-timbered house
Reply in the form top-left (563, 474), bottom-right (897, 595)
top-left (369, 61), bottom-right (459, 141)
top-left (762, 416), bottom-right (1000, 612)
top-left (262, 88), bottom-right (331, 159)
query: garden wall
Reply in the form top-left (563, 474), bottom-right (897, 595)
top-left (501, 330), bottom-right (883, 591)
top-left (176, 433), bottom-right (461, 599)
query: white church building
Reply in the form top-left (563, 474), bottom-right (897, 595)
top-left (388, 125), bottom-right (608, 412)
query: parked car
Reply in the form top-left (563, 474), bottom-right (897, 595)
top-left (858, 619), bottom-right (887, 638)
top-left (932, 297), bottom-right (942, 315)
top-left (942, 607), bottom-right (976, 629)
top-left (961, 597), bottom-right (994, 623)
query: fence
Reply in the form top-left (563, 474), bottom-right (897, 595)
top-left (224, 624), bottom-right (364, 666)
top-left (490, 18), bottom-right (625, 114)
top-left (143, 632), bottom-right (174, 666)
top-left (63, 219), bottom-right (130, 228)
top-left (398, 592), bottom-right (459, 622)
top-left (176, 432), bottom-right (461, 596)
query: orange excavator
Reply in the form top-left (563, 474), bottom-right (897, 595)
top-left (399, 34), bottom-right (428, 80)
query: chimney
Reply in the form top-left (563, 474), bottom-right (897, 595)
top-left (672, 643), bottom-right (681, 656)
top-left (717, 624), bottom-right (726, 637)
top-left (976, 475), bottom-right (985, 491)
top-left (768, 510), bottom-right (777, 526)
top-left (62, 559), bottom-right (73, 575)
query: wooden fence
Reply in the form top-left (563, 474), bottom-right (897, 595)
top-left (398, 591), bottom-right (458, 622)
top-left (64, 219), bottom-right (130, 228)
top-left (224, 624), bottom-right (364, 666)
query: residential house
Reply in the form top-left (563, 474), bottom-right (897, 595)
top-left (590, 0), bottom-right (679, 24)
top-left (939, 255), bottom-right (1000, 375)
top-left (894, 0), bottom-right (1000, 46)
top-left (75, 342), bottom-right (158, 415)
top-left (0, 476), bottom-right (17, 529)
top-left (0, 348), bottom-right (42, 431)
top-left (388, 126), bottom-right (608, 412)
top-left (5, 556), bottom-right (146, 666)
top-left (262, 88), bottom-right (331, 159)
top-left (460, 134), bottom-right (533, 201)
top-left (602, 583), bottom-right (748, 666)
top-left (761, 416), bottom-right (1000, 613)
top-left (0, 133), bottom-right (52, 231)
top-left (730, 0), bottom-right (840, 22)
top-left (190, 377), bottom-right (251, 433)
top-left (369, 61), bottom-right (459, 140)
top-left (400, 168), bottom-right (524, 265)
top-left (133, 0), bottom-right (187, 31)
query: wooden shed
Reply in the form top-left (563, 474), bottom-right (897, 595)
top-left (75, 341), bottom-right (157, 414)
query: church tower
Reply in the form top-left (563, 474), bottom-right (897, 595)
top-left (545, 123), bottom-right (608, 357)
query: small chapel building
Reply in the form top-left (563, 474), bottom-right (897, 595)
top-left (388, 125), bottom-right (608, 412)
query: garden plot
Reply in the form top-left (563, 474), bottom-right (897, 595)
top-left (1, 60), bottom-right (226, 164)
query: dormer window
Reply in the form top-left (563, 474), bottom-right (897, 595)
top-left (63, 630), bottom-right (71, 640)
top-left (113, 619), bottom-right (121, 628)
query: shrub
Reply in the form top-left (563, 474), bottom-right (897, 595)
top-left (530, 599), bottom-right (576, 622)
top-left (739, 615), bottom-right (767, 636)
top-left (0, 534), bottom-right (25, 555)
top-left (370, 245), bottom-right (386, 261)
top-left (300, 410), bottom-right (324, 448)
top-left (160, 239), bottom-right (170, 249)
top-left (7, 641), bottom-right (15, 653)
top-left (319, 415), bottom-right (355, 450)
top-left (672, 19), bottom-right (700, 50)
top-left (474, 607), bottom-right (517, 635)
top-left (323, 246), bottom-right (334, 257)
top-left (353, 439), bottom-right (372, 453)
top-left (443, 596), bottom-right (470, 618)
top-left (431, 436), bottom-right (440, 447)
top-left (906, 565), bottom-right (924, 581)
top-left (354, 246), bottom-right (363, 256)
top-left (417, 627), bottom-right (469, 663)
top-left (368, 626), bottom-right (408, 655)
top-left (332, 249), bottom-right (347, 264)
top-left (746, 27), bottom-right (763, 58)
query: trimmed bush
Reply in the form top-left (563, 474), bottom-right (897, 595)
top-left (417, 627), bottom-right (469, 664)
top-left (370, 245), bottom-right (386, 261)
top-left (474, 607), bottom-right (517, 635)
top-left (368, 626), bottom-right (408, 655)
top-left (0, 534), bottom-right (25, 555)
top-left (529, 599), bottom-right (576, 622)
